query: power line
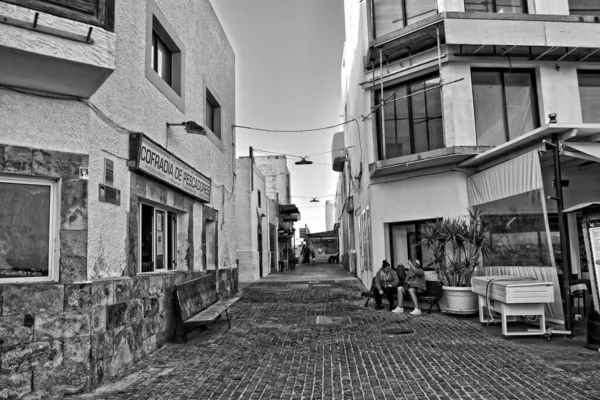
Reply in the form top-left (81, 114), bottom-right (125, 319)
top-left (233, 120), bottom-right (353, 133)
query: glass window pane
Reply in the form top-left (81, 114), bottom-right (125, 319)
top-left (156, 37), bottom-right (172, 86)
top-left (386, 87), bottom-right (411, 158)
top-left (423, 78), bottom-right (444, 150)
top-left (570, 0), bottom-right (600, 15)
top-left (0, 183), bottom-right (50, 279)
top-left (155, 210), bottom-right (165, 270)
top-left (495, 0), bottom-right (526, 13)
top-left (206, 100), bottom-right (215, 131)
top-left (410, 81), bottom-right (429, 153)
top-left (406, 0), bottom-right (437, 25)
top-left (472, 71), bottom-right (507, 146)
top-left (504, 72), bottom-right (536, 140)
top-left (465, 0), bottom-right (493, 12)
top-left (373, 0), bottom-right (403, 37)
top-left (578, 72), bottom-right (600, 123)
top-left (141, 204), bottom-right (154, 273)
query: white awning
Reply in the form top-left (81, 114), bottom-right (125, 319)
top-left (467, 150), bottom-right (543, 206)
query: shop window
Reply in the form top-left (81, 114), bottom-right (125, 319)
top-left (389, 220), bottom-right (436, 270)
top-left (577, 71), bottom-right (600, 123)
top-left (140, 203), bottom-right (178, 273)
top-left (375, 75), bottom-right (443, 160)
top-left (2, 0), bottom-right (115, 32)
top-left (371, 0), bottom-right (437, 38)
top-left (206, 89), bottom-right (222, 140)
top-left (145, 0), bottom-right (185, 112)
top-left (472, 69), bottom-right (539, 146)
top-left (464, 0), bottom-right (527, 13)
top-left (569, 0), bottom-right (600, 15)
top-left (0, 176), bottom-right (57, 282)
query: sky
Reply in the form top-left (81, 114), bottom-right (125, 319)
top-left (210, 0), bottom-right (346, 237)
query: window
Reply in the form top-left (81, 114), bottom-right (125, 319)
top-left (578, 71), bottom-right (600, 123)
top-left (204, 218), bottom-right (217, 270)
top-left (140, 203), bottom-right (178, 273)
top-left (570, 0), bottom-right (600, 15)
top-left (205, 89), bottom-right (222, 139)
top-left (464, 0), bottom-right (527, 13)
top-left (372, 0), bottom-right (437, 38)
top-left (3, 0), bottom-right (115, 31)
top-left (389, 220), bottom-right (437, 270)
top-left (258, 189), bottom-right (262, 208)
top-left (375, 75), bottom-right (443, 160)
top-left (151, 31), bottom-right (172, 86)
top-left (0, 176), bottom-right (57, 282)
top-left (145, 0), bottom-right (185, 112)
top-left (472, 69), bottom-right (539, 146)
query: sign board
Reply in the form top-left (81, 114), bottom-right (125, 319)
top-left (587, 226), bottom-right (600, 311)
top-left (129, 133), bottom-right (211, 202)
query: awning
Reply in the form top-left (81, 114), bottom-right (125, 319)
top-left (467, 151), bottom-right (543, 206)
top-left (562, 142), bottom-right (600, 163)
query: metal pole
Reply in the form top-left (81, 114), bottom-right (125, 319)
top-left (552, 133), bottom-right (573, 334)
top-left (379, 47), bottom-right (386, 160)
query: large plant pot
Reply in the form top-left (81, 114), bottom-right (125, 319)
top-left (442, 286), bottom-right (478, 315)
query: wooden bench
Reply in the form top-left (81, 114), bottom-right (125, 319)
top-left (360, 280), bottom-right (444, 314)
top-left (173, 275), bottom-right (240, 342)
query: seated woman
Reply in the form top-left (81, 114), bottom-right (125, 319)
top-left (372, 260), bottom-right (400, 311)
top-left (393, 259), bottom-right (426, 315)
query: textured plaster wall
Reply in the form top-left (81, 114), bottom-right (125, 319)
top-left (254, 156), bottom-right (290, 204)
top-left (0, 0), bottom-right (236, 397)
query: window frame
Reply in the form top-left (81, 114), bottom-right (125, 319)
top-left (370, 0), bottom-right (438, 39)
top-left (464, 0), bottom-right (528, 13)
top-left (375, 73), bottom-right (444, 161)
top-left (138, 201), bottom-right (179, 274)
top-left (577, 70), bottom-right (600, 123)
top-left (471, 68), bottom-right (540, 146)
top-left (0, 174), bottom-right (59, 284)
top-left (569, 0), bottom-right (600, 16)
top-left (2, 0), bottom-right (115, 32)
top-left (205, 87), bottom-right (223, 142)
top-left (145, 0), bottom-right (185, 112)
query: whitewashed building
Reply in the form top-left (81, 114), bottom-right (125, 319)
top-left (0, 0), bottom-right (236, 397)
top-left (336, 0), bottom-right (600, 328)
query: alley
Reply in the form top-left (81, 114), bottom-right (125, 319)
top-left (72, 263), bottom-right (600, 400)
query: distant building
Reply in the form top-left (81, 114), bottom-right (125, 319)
top-left (335, 0), bottom-right (600, 326)
top-left (0, 0), bottom-right (236, 397)
top-left (236, 155), bottom-right (299, 281)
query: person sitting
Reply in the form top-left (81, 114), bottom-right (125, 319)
top-left (328, 252), bottom-right (340, 264)
top-left (373, 260), bottom-right (400, 311)
top-left (393, 259), bottom-right (426, 315)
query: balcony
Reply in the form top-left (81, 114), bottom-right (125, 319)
top-left (0, 1), bottom-right (115, 98)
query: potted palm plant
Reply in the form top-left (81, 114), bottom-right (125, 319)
top-left (419, 209), bottom-right (489, 315)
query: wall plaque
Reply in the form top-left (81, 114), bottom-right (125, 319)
top-left (129, 133), bottom-right (211, 203)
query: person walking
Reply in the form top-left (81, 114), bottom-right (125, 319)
top-left (372, 260), bottom-right (400, 311)
top-left (393, 259), bottom-right (426, 315)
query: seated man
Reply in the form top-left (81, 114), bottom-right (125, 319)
top-left (393, 259), bottom-right (426, 315)
top-left (328, 252), bottom-right (340, 264)
top-left (373, 260), bottom-right (399, 311)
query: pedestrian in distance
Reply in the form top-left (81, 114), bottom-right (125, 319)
top-left (393, 259), bottom-right (426, 315)
top-left (372, 260), bottom-right (400, 311)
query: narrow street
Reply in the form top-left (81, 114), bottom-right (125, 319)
top-left (72, 263), bottom-right (600, 400)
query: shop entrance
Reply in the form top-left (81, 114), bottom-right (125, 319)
top-left (388, 220), bottom-right (435, 270)
top-left (140, 203), bottom-right (178, 272)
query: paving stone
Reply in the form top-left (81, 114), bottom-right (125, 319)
top-left (67, 264), bottom-right (600, 400)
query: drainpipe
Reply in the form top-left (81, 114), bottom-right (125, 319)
top-left (379, 47), bottom-right (386, 161)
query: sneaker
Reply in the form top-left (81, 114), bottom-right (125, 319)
top-left (410, 308), bottom-right (421, 316)
top-left (392, 306), bottom-right (404, 314)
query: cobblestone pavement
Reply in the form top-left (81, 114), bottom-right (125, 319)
top-left (72, 264), bottom-right (600, 400)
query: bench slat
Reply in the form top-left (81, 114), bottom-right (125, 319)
top-left (185, 297), bottom-right (241, 324)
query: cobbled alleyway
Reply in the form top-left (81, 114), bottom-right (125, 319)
top-left (72, 263), bottom-right (600, 400)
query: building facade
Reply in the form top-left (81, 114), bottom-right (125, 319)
top-left (337, 0), bottom-right (600, 325)
top-left (0, 0), bottom-right (236, 397)
top-left (235, 155), bottom-right (299, 282)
